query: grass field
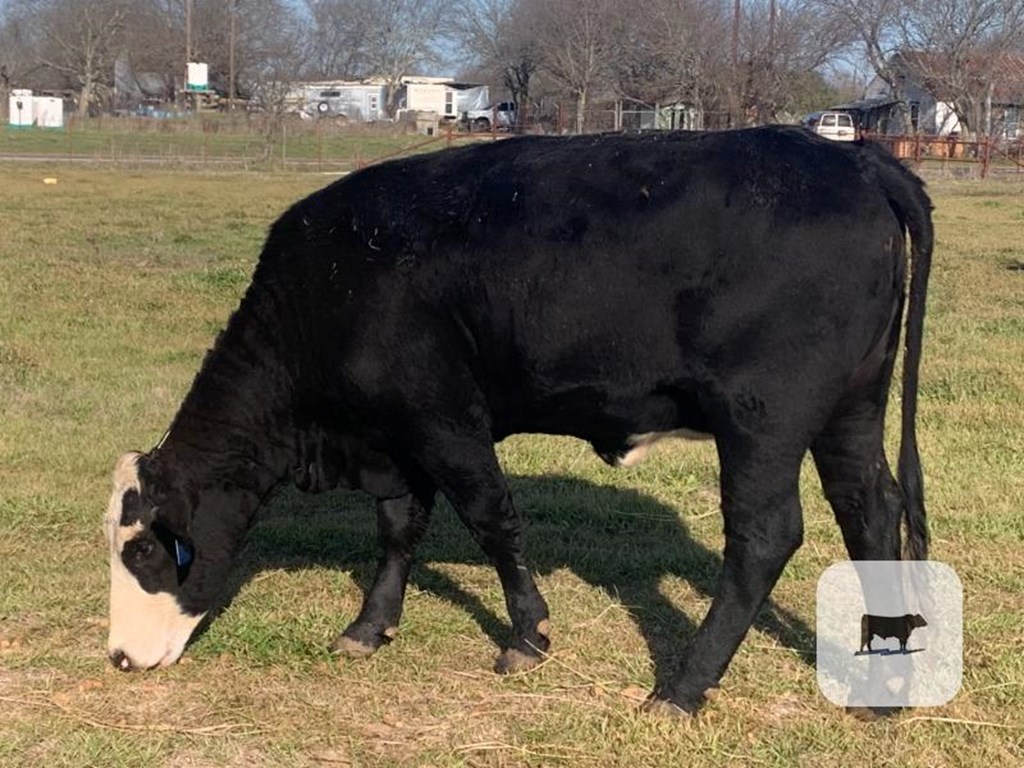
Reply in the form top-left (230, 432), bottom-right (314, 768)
top-left (0, 160), bottom-right (1022, 767)
top-left (1, 117), bottom-right (479, 171)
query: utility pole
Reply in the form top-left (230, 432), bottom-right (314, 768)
top-left (182, 0), bottom-right (193, 110)
top-left (731, 0), bottom-right (740, 72)
top-left (185, 0), bottom-right (192, 63)
top-left (731, 0), bottom-right (740, 127)
top-left (229, 0), bottom-right (236, 110)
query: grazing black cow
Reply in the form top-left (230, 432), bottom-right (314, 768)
top-left (105, 126), bottom-right (933, 715)
top-left (860, 613), bottom-right (928, 653)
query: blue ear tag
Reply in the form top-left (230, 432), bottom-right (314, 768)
top-left (174, 539), bottom-right (194, 568)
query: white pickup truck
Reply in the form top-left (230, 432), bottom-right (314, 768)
top-left (807, 111), bottom-right (857, 141)
top-left (462, 102), bottom-right (518, 132)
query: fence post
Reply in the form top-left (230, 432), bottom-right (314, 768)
top-left (981, 136), bottom-right (990, 179)
top-left (914, 133), bottom-right (921, 164)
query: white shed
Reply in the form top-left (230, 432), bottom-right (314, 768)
top-left (33, 97), bottom-right (64, 128)
top-left (8, 89), bottom-right (33, 126)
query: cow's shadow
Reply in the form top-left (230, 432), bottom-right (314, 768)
top-left (855, 648), bottom-right (925, 657)
top-left (216, 474), bottom-right (817, 688)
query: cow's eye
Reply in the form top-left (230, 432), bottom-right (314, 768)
top-left (124, 538), bottom-right (155, 562)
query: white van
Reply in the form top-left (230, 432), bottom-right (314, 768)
top-left (809, 111), bottom-right (857, 141)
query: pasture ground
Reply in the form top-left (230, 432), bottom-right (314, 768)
top-left (0, 162), bottom-right (1021, 767)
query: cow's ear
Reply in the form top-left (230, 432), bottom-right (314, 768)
top-left (112, 451), bottom-right (142, 490)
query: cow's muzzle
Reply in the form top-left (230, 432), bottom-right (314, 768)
top-left (108, 648), bottom-right (135, 672)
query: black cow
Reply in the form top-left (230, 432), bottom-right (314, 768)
top-left (104, 126), bottom-right (933, 715)
top-left (860, 613), bottom-right (928, 653)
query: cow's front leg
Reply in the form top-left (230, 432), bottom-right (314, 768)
top-left (331, 490), bottom-right (433, 657)
top-left (412, 428), bottom-right (550, 673)
top-left (648, 443), bottom-right (804, 715)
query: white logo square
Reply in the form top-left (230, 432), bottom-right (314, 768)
top-left (816, 561), bottom-right (962, 708)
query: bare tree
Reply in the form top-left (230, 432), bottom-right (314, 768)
top-left (301, 0), bottom-right (371, 80)
top-left (113, 0), bottom-right (184, 107)
top-left (219, 1), bottom-right (304, 153)
top-left (11, 0), bottom-right (130, 115)
top-left (895, 0), bottom-right (1024, 135)
top-left (739, 0), bottom-right (849, 123)
top-left (0, 4), bottom-right (36, 120)
top-left (610, 0), bottom-right (731, 126)
top-left (814, 0), bottom-right (1024, 135)
top-left (524, 0), bottom-right (619, 133)
top-left (189, 0), bottom-right (300, 99)
top-left (363, 0), bottom-right (450, 116)
top-left (454, 0), bottom-right (538, 110)
top-left (813, 0), bottom-right (936, 129)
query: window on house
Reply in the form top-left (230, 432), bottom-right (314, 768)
top-left (1006, 107), bottom-right (1020, 138)
top-left (445, 91), bottom-right (454, 116)
top-left (910, 102), bottom-right (920, 132)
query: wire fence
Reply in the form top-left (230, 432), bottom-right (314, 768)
top-left (863, 133), bottom-right (1024, 178)
top-left (4, 114), bottom-right (1024, 179)
top-left (0, 113), bottom-right (503, 172)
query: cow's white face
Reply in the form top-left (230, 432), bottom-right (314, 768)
top-left (104, 452), bottom-right (205, 671)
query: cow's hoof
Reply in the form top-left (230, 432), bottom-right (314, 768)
top-left (641, 694), bottom-right (699, 718)
top-left (494, 647), bottom-right (542, 674)
top-left (329, 634), bottom-right (378, 658)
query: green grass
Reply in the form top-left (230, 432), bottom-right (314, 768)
top-left (1, 163), bottom-right (1022, 766)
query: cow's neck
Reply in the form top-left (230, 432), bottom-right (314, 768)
top-left (153, 288), bottom-right (297, 499)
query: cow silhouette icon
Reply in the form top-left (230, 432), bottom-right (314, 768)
top-left (858, 613), bottom-right (928, 654)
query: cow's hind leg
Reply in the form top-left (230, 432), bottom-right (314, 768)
top-left (813, 397), bottom-right (907, 720)
top-left (811, 400), bottom-right (902, 562)
top-left (648, 435), bottom-right (805, 714)
top-left (331, 487), bottom-right (434, 657)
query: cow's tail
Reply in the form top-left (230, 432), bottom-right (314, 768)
top-left (875, 149), bottom-right (933, 561)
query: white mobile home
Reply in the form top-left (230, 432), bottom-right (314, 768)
top-left (403, 78), bottom-right (490, 121)
top-left (295, 80), bottom-right (388, 121)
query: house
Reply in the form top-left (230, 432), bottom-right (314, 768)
top-left (864, 51), bottom-right (1024, 138)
